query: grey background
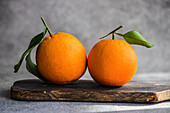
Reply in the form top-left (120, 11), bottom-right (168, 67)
top-left (0, 0), bottom-right (170, 81)
top-left (1, 1), bottom-right (170, 113)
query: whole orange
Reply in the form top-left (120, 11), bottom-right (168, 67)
top-left (36, 32), bottom-right (87, 84)
top-left (88, 39), bottom-right (138, 86)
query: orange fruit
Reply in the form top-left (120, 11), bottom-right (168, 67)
top-left (36, 32), bottom-right (87, 84)
top-left (88, 39), bottom-right (138, 86)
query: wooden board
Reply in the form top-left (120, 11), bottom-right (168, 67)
top-left (11, 79), bottom-right (170, 103)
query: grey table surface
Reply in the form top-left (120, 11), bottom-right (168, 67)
top-left (1, 73), bottom-right (170, 113)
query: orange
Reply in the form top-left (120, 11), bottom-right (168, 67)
top-left (88, 39), bottom-right (138, 86)
top-left (36, 32), bottom-right (87, 84)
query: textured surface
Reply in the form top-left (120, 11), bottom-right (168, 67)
top-left (1, 73), bottom-right (170, 113)
top-left (0, 0), bottom-right (170, 80)
top-left (0, 73), bottom-right (170, 113)
top-left (11, 79), bottom-right (170, 103)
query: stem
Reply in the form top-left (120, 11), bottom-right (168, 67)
top-left (40, 16), bottom-right (52, 37)
top-left (112, 33), bottom-right (115, 39)
top-left (100, 25), bottom-right (124, 39)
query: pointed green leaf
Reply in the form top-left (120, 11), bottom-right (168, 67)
top-left (25, 52), bottom-right (47, 82)
top-left (28, 27), bottom-right (47, 49)
top-left (14, 27), bottom-right (47, 73)
top-left (117, 30), bottom-right (154, 48)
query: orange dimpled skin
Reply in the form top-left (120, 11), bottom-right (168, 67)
top-left (36, 32), bottom-right (87, 84)
top-left (88, 39), bottom-right (138, 86)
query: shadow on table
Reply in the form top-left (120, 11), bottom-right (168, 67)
top-left (96, 108), bottom-right (170, 113)
top-left (0, 89), bottom-right (12, 100)
top-left (7, 99), bottom-right (170, 106)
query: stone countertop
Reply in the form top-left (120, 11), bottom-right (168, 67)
top-left (1, 73), bottom-right (170, 113)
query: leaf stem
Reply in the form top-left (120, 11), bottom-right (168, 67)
top-left (115, 33), bottom-right (124, 37)
top-left (100, 25), bottom-right (124, 39)
top-left (40, 16), bottom-right (52, 37)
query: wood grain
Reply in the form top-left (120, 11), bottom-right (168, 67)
top-left (11, 79), bottom-right (170, 103)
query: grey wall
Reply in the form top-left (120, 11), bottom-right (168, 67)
top-left (0, 0), bottom-right (170, 80)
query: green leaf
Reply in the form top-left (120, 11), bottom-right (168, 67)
top-left (14, 27), bottom-right (47, 73)
top-left (25, 52), bottom-right (47, 82)
top-left (28, 28), bottom-right (47, 49)
top-left (116, 30), bottom-right (154, 48)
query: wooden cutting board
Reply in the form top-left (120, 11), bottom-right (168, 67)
top-left (11, 79), bottom-right (170, 103)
